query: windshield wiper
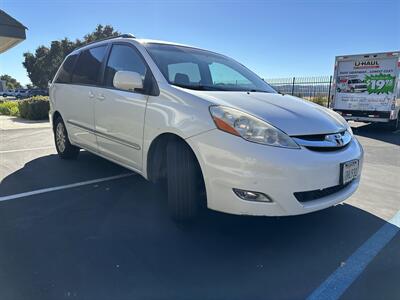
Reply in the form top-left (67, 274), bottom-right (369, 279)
top-left (172, 83), bottom-right (271, 93)
top-left (172, 83), bottom-right (224, 91)
top-left (247, 89), bottom-right (271, 93)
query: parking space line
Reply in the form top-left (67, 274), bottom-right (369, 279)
top-left (0, 173), bottom-right (135, 202)
top-left (307, 210), bottom-right (400, 300)
top-left (0, 146), bottom-right (54, 154)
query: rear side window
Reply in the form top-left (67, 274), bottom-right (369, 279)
top-left (104, 44), bottom-right (147, 87)
top-left (72, 45), bottom-right (107, 85)
top-left (55, 54), bottom-right (77, 84)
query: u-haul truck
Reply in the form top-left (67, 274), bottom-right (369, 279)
top-left (331, 51), bottom-right (400, 130)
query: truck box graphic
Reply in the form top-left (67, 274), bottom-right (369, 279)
top-left (331, 52), bottom-right (399, 113)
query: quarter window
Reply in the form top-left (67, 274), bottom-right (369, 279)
top-left (55, 54), bottom-right (78, 84)
top-left (104, 44), bottom-right (147, 88)
top-left (71, 46), bottom-right (107, 85)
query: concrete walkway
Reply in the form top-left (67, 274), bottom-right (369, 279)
top-left (0, 115), bottom-right (50, 130)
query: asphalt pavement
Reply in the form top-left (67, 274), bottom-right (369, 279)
top-left (0, 118), bottom-right (399, 300)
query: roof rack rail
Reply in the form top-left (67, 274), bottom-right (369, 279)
top-left (118, 33), bottom-right (135, 38)
top-left (75, 33), bottom-right (136, 50)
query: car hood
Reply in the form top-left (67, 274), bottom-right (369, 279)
top-left (184, 90), bottom-right (347, 136)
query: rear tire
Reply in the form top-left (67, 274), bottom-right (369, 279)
top-left (387, 118), bottom-right (399, 131)
top-left (54, 116), bottom-right (80, 159)
top-left (387, 111), bottom-right (399, 131)
top-left (166, 139), bottom-right (204, 221)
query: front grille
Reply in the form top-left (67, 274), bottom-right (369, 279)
top-left (292, 130), bottom-right (352, 152)
top-left (294, 182), bottom-right (351, 203)
top-left (293, 133), bottom-right (327, 141)
top-left (305, 143), bottom-right (350, 152)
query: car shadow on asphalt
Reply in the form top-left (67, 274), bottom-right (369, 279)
top-left (0, 151), bottom-right (396, 300)
top-left (352, 122), bottom-right (400, 146)
top-left (0, 151), bottom-right (129, 197)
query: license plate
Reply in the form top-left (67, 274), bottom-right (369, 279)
top-left (340, 159), bottom-right (359, 185)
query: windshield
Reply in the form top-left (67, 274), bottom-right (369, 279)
top-left (144, 43), bottom-right (277, 93)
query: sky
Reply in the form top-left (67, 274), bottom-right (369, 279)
top-left (1, 0), bottom-right (399, 86)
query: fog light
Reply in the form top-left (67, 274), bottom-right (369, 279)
top-left (233, 189), bottom-right (273, 202)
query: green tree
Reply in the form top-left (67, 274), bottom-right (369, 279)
top-left (0, 74), bottom-right (22, 89)
top-left (23, 25), bottom-right (120, 88)
top-left (82, 24), bottom-right (120, 44)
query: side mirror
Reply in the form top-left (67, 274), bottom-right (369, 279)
top-left (113, 71), bottom-right (143, 91)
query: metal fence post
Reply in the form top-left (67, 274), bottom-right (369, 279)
top-left (291, 77), bottom-right (295, 95)
top-left (327, 75), bottom-right (332, 107)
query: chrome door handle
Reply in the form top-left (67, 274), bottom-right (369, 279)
top-left (97, 94), bottom-right (105, 101)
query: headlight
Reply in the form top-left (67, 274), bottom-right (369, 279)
top-left (345, 123), bottom-right (353, 136)
top-left (209, 106), bottom-right (300, 149)
top-left (334, 110), bottom-right (353, 136)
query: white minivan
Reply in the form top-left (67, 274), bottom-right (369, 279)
top-left (50, 34), bottom-right (363, 220)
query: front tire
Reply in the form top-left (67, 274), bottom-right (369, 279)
top-left (166, 140), bottom-right (204, 221)
top-left (54, 116), bottom-right (80, 159)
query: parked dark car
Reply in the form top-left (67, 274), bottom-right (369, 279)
top-left (15, 89), bottom-right (30, 99)
top-left (30, 89), bottom-right (49, 96)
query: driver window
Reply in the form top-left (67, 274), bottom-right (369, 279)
top-left (104, 44), bottom-right (147, 88)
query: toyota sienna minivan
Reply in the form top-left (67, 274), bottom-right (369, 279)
top-left (50, 34), bottom-right (363, 220)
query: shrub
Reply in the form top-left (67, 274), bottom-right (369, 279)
top-left (311, 96), bottom-right (327, 107)
top-left (0, 101), bottom-right (19, 116)
top-left (18, 96), bottom-right (50, 120)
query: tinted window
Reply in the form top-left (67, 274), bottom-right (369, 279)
top-left (104, 44), bottom-right (147, 87)
top-left (55, 54), bottom-right (77, 84)
top-left (72, 46), bottom-right (107, 85)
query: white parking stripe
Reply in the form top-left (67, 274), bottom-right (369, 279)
top-left (0, 146), bottom-right (54, 153)
top-left (307, 210), bottom-right (400, 300)
top-left (0, 173), bottom-right (135, 202)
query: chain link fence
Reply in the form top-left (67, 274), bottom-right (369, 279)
top-left (265, 76), bottom-right (333, 107)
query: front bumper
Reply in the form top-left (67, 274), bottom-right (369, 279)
top-left (345, 117), bottom-right (389, 123)
top-left (334, 109), bottom-right (391, 123)
top-left (187, 129), bottom-right (364, 216)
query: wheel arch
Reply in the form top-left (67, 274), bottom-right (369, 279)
top-left (146, 132), bottom-right (205, 185)
top-left (52, 111), bottom-right (62, 131)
